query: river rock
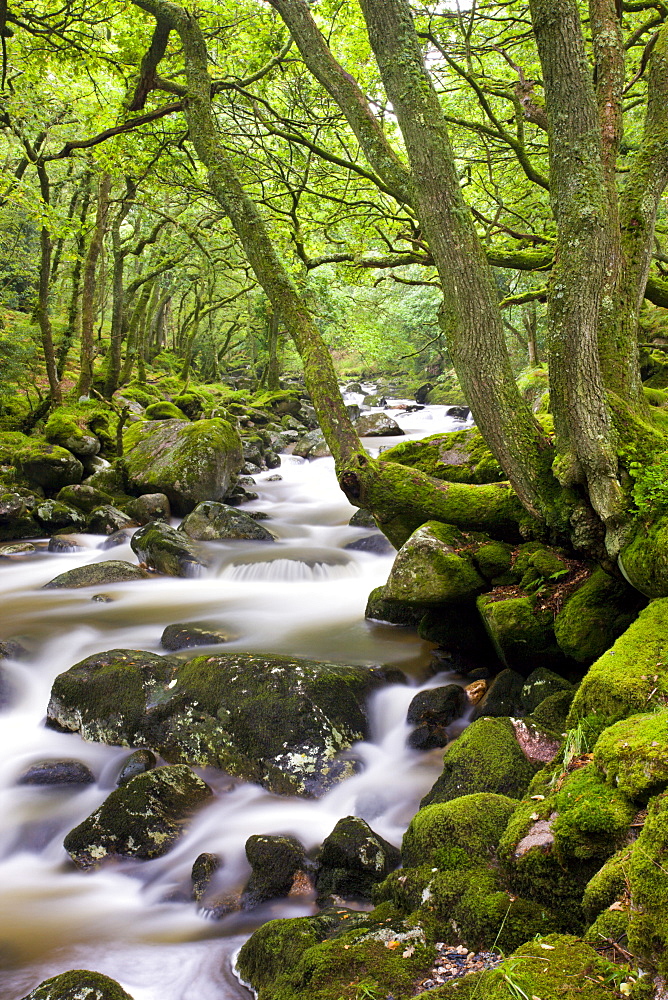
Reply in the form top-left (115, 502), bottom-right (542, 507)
top-left (406, 684), bottom-right (468, 750)
top-left (123, 418), bottom-right (243, 515)
top-left (160, 622), bottom-right (235, 651)
top-left (365, 585), bottom-right (426, 626)
top-left (344, 534), bottom-right (394, 555)
top-left (383, 521), bottom-right (486, 605)
top-left (87, 505), bottom-right (137, 535)
top-left (48, 534), bottom-right (86, 552)
top-left (349, 508), bottom-right (376, 528)
top-left (192, 851), bottom-right (221, 902)
top-left (179, 502), bottom-right (275, 542)
top-left (0, 639), bottom-right (27, 660)
top-left (34, 500), bottom-right (86, 533)
top-left (130, 521), bottom-right (208, 577)
top-left (242, 834), bottom-right (308, 907)
top-left (355, 413), bottom-right (404, 437)
top-left (47, 649), bottom-right (395, 796)
top-left (43, 561), bottom-right (149, 589)
top-left (519, 667), bottom-right (573, 714)
top-left (293, 430), bottom-right (330, 459)
top-left (17, 759), bottom-right (95, 786)
top-left (476, 593), bottom-right (561, 676)
top-left (20, 970), bottom-right (136, 1000)
top-left (126, 493), bottom-right (171, 524)
top-left (17, 443), bottom-right (84, 491)
top-left (471, 668), bottom-right (525, 720)
top-left (56, 484), bottom-right (115, 513)
top-left (63, 764), bottom-right (213, 869)
top-left (116, 748), bottom-right (157, 786)
top-left (315, 816), bottom-right (400, 901)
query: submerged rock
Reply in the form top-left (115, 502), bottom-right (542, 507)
top-left (63, 764), bottom-right (212, 869)
top-left (179, 501), bottom-right (275, 542)
top-left (43, 560), bottom-right (149, 589)
top-left (160, 622), bottom-right (235, 651)
top-left (17, 759), bottom-right (95, 787)
top-left (116, 748), bottom-right (157, 786)
top-left (130, 521), bottom-right (208, 577)
top-left (47, 649), bottom-right (394, 796)
top-left (123, 417), bottom-right (243, 515)
top-left (20, 970), bottom-right (135, 1000)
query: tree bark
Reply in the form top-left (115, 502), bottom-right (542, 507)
top-left (33, 162), bottom-right (61, 404)
top-left (78, 173), bottom-right (112, 397)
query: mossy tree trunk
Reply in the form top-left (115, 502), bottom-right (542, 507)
top-left (78, 173), bottom-right (112, 397)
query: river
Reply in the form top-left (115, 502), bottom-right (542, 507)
top-left (0, 398), bottom-right (470, 1000)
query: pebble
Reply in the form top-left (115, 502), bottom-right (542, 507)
top-left (416, 943), bottom-right (503, 991)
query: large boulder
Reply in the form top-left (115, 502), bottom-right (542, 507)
top-left (381, 427), bottom-right (503, 484)
top-left (34, 500), bottom-right (86, 533)
top-left (179, 501), bottom-right (275, 542)
top-left (63, 764), bottom-right (212, 869)
top-left (355, 412), bottom-right (404, 437)
top-left (20, 970), bottom-right (135, 1000)
top-left (47, 650), bottom-right (394, 796)
top-left (477, 593), bottom-right (561, 676)
top-left (383, 521), bottom-right (486, 606)
top-left (17, 442), bottom-right (84, 492)
top-left (553, 567), bottom-right (644, 663)
top-left (123, 418), bottom-right (243, 515)
top-left (130, 521), bottom-right (208, 577)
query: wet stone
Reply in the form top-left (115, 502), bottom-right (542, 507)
top-left (99, 529), bottom-right (133, 550)
top-left (0, 639), bottom-right (28, 660)
top-left (87, 505), bottom-right (137, 535)
top-left (43, 560), bottom-right (149, 589)
top-left (192, 851), bottom-right (221, 902)
top-left (117, 748), bottom-right (157, 786)
top-left (344, 534), bottom-right (395, 555)
top-left (48, 534), bottom-right (86, 553)
top-left (0, 541), bottom-right (37, 556)
top-left (160, 622), bottom-right (236, 651)
top-left (17, 759), bottom-right (95, 787)
top-left (20, 969), bottom-right (136, 1000)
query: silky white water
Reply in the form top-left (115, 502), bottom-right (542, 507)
top-left (0, 402), bottom-right (471, 1000)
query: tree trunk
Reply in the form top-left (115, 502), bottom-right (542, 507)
top-left (78, 173), bottom-right (112, 397)
top-left (33, 163), bottom-right (61, 404)
top-left (57, 171), bottom-right (92, 380)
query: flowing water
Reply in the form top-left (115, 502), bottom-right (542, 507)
top-left (0, 401), bottom-right (471, 1000)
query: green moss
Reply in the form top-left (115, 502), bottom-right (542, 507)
top-left (402, 793), bottom-right (518, 868)
top-left (473, 541), bottom-right (513, 580)
top-left (552, 766), bottom-right (635, 860)
top-left (620, 516), bottom-right (668, 597)
top-left (594, 710), bottom-right (668, 802)
top-left (554, 568), bottom-right (644, 664)
top-left (0, 430), bottom-right (32, 464)
top-left (426, 934), bottom-right (634, 999)
top-left (583, 849), bottom-right (631, 922)
top-left (421, 717), bottom-right (540, 807)
top-left (44, 402), bottom-right (117, 454)
top-left (643, 386), bottom-right (668, 407)
top-left (477, 593), bottom-right (559, 675)
top-left (145, 401), bottom-right (188, 420)
top-left (531, 689), bottom-right (576, 734)
top-left (380, 428), bottom-right (503, 485)
top-left (568, 599), bottom-right (668, 727)
top-left (384, 521), bottom-right (486, 605)
top-left (20, 969), bottom-right (135, 1000)
top-left (627, 791), bottom-right (668, 974)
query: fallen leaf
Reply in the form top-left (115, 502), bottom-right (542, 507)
top-left (608, 901), bottom-right (625, 911)
top-left (539, 943), bottom-right (555, 950)
top-left (386, 940), bottom-right (400, 950)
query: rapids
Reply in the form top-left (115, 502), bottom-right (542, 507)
top-left (0, 401), bottom-right (471, 1000)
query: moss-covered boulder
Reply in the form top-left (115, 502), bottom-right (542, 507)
top-left (44, 402), bottom-right (117, 457)
top-left (477, 592), bottom-right (561, 676)
top-left (553, 568), bottom-right (644, 663)
top-left (384, 522), bottom-right (486, 606)
top-left (619, 516), bottom-right (668, 597)
top-left (145, 401), bottom-right (187, 420)
top-left (355, 412), bottom-right (404, 437)
top-left (425, 369), bottom-right (467, 405)
top-left (582, 848), bottom-right (631, 922)
top-left (47, 649), bottom-right (392, 795)
top-left (34, 500), bottom-right (86, 533)
top-left (179, 501), bottom-right (275, 542)
top-left (56, 484), bottom-right (116, 514)
top-left (123, 418), bottom-right (243, 515)
top-left (402, 793), bottom-right (518, 868)
top-left (567, 599), bottom-right (668, 727)
top-left (626, 791), bottom-right (668, 975)
top-left (421, 717), bottom-right (541, 807)
top-left (237, 905), bottom-right (432, 1000)
top-left (520, 667), bottom-right (573, 713)
top-left (406, 684), bottom-right (468, 750)
top-left (130, 520), bottom-right (208, 577)
top-left (293, 429), bottom-right (330, 459)
top-left (417, 601), bottom-right (497, 658)
top-left (20, 970), bottom-right (135, 1000)
top-left (87, 505), bottom-right (137, 535)
top-left (315, 816), bottom-right (401, 902)
top-left (160, 622), bottom-right (235, 651)
top-left (425, 934), bottom-right (632, 999)
top-left (365, 585), bottom-right (426, 626)
top-left (499, 763), bottom-right (636, 925)
top-left (63, 764), bottom-right (212, 869)
top-left (125, 493), bottom-right (170, 524)
top-left (471, 667), bottom-right (525, 719)
top-left (243, 834), bottom-right (308, 907)
top-left (17, 442), bottom-right (84, 491)
top-left (380, 427), bottom-right (503, 484)
top-left (43, 561), bottom-right (149, 589)
top-left (593, 710), bottom-right (668, 802)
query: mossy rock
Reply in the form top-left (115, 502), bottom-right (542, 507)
top-left (20, 970), bottom-right (135, 1000)
top-left (365, 585), bottom-right (426, 626)
top-left (477, 593), bottom-right (562, 677)
top-left (144, 401), bottom-right (188, 420)
top-left (402, 793), bottom-right (518, 868)
top-left (243, 834), bottom-right (307, 906)
top-left (16, 442), bottom-right (84, 492)
top-left (473, 541), bottom-right (513, 580)
top-left (520, 667), bottom-right (573, 714)
top-left (594, 710), bottom-right (668, 802)
top-left (0, 430), bottom-right (32, 464)
top-left (63, 764), bottom-right (213, 869)
top-left (315, 816), bottom-right (401, 902)
top-left (499, 763), bottom-right (635, 924)
top-left (44, 404), bottom-right (106, 457)
top-left (619, 516), bottom-right (668, 597)
top-left (43, 561), bottom-right (149, 589)
top-left (123, 417), bottom-right (243, 516)
top-left (179, 501), bottom-right (275, 542)
top-left (425, 369), bottom-right (467, 406)
top-left (384, 521), bottom-right (486, 606)
top-left (421, 717), bottom-right (541, 807)
top-left (626, 791), bottom-right (668, 974)
top-left (417, 601), bottom-right (497, 658)
top-left (426, 934), bottom-right (631, 999)
top-left (381, 427), bottom-right (503, 484)
top-left (237, 904), bottom-right (431, 1000)
top-left (554, 568), bottom-right (644, 664)
top-left (531, 688), bottom-right (576, 734)
top-left (582, 849), bottom-right (631, 922)
top-left (33, 500), bottom-right (86, 533)
top-left (471, 668), bottom-right (525, 720)
top-left (56, 484), bottom-right (115, 514)
top-left (47, 649), bottom-right (393, 796)
top-left (567, 599), bottom-right (668, 727)
top-left (131, 520), bottom-right (208, 577)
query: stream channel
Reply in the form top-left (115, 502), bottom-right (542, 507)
top-left (0, 395), bottom-right (472, 1000)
